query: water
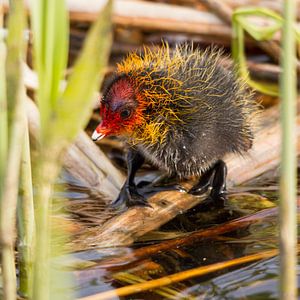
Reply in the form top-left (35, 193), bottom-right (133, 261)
top-left (50, 160), bottom-right (300, 300)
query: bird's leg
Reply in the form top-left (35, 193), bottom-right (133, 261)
top-left (112, 148), bottom-right (149, 208)
top-left (189, 160), bottom-right (227, 207)
top-left (188, 166), bottom-right (215, 195)
top-left (210, 160), bottom-right (227, 205)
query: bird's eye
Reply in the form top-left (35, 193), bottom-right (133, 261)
top-left (120, 108), bottom-right (132, 120)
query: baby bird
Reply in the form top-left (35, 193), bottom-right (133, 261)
top-left (92, 44), bottom-right (258, 207)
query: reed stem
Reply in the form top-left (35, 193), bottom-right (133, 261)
top-left (279, 0), bottom-right (297, 299)
top-left (18, 118), bottom-right (35, 297)
top-left (32, 153), bottom-right (60, 300)
top-left (0, 0), bottom-right (26, 299)
top-left (0, 4), bottom-right (7, 191)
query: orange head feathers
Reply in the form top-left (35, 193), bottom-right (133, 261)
top-left (93, 43), bottom-right (198, 144)
top-left (92, 43), bottom-right (257, 159)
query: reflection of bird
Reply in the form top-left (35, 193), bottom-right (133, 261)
top-left (92, 43), bottom-right (258, 208)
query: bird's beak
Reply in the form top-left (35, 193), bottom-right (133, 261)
top-left (91, 123), bottom-right (109, 141)
top-left (91, 130), bottom-right (106, 141)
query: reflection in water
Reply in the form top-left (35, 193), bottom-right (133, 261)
top-left (48, 164), bottom-right (300, 299)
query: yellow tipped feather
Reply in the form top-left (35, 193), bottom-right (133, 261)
top-left (117, 43), bottom-right (257, 146)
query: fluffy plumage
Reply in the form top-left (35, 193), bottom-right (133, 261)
top-left (95, 43), bottom-right (258, 178)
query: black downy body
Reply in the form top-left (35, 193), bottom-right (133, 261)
top-left (94, 45), bottom-right (258, 207)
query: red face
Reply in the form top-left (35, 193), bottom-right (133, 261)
top-left (92, 77), bottom-right (141, 141)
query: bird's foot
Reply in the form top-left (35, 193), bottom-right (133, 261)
top-left (188, 182), bottom-right (210, 195)
top-left (210, 190), bottom-right (227, 206)
top-left (192, 190), bottom-right (227, 212)
top-left (111, 184), bottom-right (151, 208)
top-left (112, 181), bottom-right (184, 209)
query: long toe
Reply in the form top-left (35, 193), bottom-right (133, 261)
top-left (188, 184), bottom-right (210, 196)
top-left (111, 194), bottom-right (126, 208)
top-left (111, 184), bottom-right (129, 208)
top-left (141, 183), bottom-right (185, 197)
top-left (191, 191), bottom-right (227, 212)
top-left (126, 191), bottom-right (151, 208)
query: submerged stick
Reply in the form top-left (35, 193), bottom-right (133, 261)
top-left (80, 247), bottom-right (288, 300)
top-left (73, 101), bottom-right (300, 248)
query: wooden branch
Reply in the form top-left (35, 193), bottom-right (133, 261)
top-left (201, 0), bottom-right (233, 25)
top-left (25, 97), bottom-right (125, 198)
top-left (73, 100), bottom-right (300, 248)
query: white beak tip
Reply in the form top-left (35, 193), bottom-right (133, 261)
top-left (92, 130), bottom-right (106, 141)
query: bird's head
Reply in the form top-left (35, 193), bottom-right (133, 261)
top-left (92, 76), bottom-right (145, 141)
